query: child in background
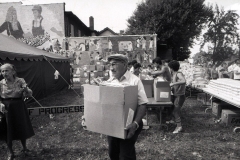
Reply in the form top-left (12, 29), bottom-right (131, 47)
top-left (147, 64), bottom-right (153, 72)
top-left (133, 63), bottom-right (142, 77)
top-left (127, 62), bottom-right (132, 71)
top-left (168, 60), bottom-right (186, 134)
top-left (210, 64), bottom-right (218, 79)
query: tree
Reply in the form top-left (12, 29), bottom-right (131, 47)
top-left (126, 0), bottom-right (212, 60)
top-left (201, 5), bottom-right (239, 63)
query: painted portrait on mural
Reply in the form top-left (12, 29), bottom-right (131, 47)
top-left (0, 2), bottom-right (65, 55)
top-left (0, 6), bottom-right (24, 39)
top-left (118, 41), bottom-right (133, 51)
top-left (32, 5), bottom-right (45, 37)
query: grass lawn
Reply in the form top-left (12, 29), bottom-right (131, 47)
top-left (0, 88), bottom-right (240, 160)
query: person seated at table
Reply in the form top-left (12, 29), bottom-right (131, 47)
top-left (218, 62), bottom-right (229, 78)
top-left (133, 63), bottom-right (142, 77)
top-left (233, 59), bottom-right (240, 80)
top-left (148, 57), bottom-right (171, 82)
top-left (167, 60), bottom-right (186, 134)
top-left (202, 63), bottom-right (211, 80)
top-left (209, 64), bottom-right (218, 79)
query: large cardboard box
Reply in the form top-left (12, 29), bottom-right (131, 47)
top-left (83, 84), bottom-right (138, 139)
top-left (212, 101), bottom-right (236, 117)
top-left (141, 80), bottom-right (154, 98)
top-left (153, 80), bottom-right (171, 102)
top-left (221, 109), bottom-right (240, 126)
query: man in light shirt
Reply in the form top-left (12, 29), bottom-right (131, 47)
top-left (233, 59), bottom-right (240, 80)
top-left (107, 54), bottom-right (148, 160)
top-left (228, 59), bottom-right (239, 79)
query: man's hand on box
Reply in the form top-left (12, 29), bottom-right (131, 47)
top-left (125, 123), bottom-right (137, 139)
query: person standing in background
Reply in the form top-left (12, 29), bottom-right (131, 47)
top-left (168, 60), bottom-right (186, 134)
top-left (148, 57), bottom-right (171, 82)
top-left (0, 63), bottom-right (35, 160)
top-left (133, 63), bottom-right (142, 77)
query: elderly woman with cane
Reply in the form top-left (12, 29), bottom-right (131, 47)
top-left (0, 63), bottom-right (34, 160)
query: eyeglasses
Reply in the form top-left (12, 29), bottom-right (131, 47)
top-left (107, 62), bottom-right (122, 67)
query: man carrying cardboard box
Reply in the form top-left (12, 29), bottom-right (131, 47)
top-left (107, 54), bottom-right (148, 160)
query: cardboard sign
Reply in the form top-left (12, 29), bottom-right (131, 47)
top-left (28, 105), bottom-right (84, 116)
top-left (83, 84), bottom-right (138, 139)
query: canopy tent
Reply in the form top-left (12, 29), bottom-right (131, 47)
top-left (0, 34), bottom-right (71, 104)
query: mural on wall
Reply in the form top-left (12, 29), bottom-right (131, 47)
top-left (68, 35), bottom-right (157, 67)
top-left (0, 2), bottom-right (65, 54)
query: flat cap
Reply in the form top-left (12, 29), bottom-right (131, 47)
top-left (107, 54), bottom-right (128, 64)
top-left (32, 5), bottom-right (42, 12)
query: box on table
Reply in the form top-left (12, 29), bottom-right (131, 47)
top-left (90, 71), bottom-right (98, 78)
top-left (96, 65), bottom-right (105, 71)
top-left (83, 84), bottom-right (138, 139)
top-left (97, 71), bottom-right (103, 77)
top-left (212, 101), bottom-right (236, 117)
top-left (153, 79), bottom-right (171, 102)
top-left (80, 71), bottom-right (90, 78)
top-left (221, 109), bottom-right (240, 126)
top-left (80, 78), bottom-right (89, 84)
top-left (141, 80), bottom-right (154, 98)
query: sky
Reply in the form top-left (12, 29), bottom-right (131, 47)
top-left (1, 0), bottom-right (240, 56)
